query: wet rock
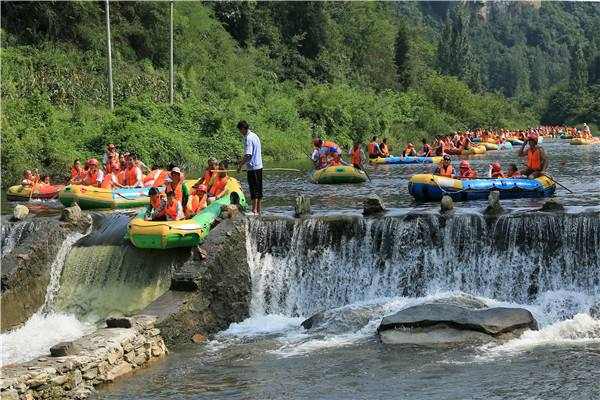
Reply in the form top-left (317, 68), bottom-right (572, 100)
top-left (1, 388), bottom-right (19, 400)
top-left (106, 317), bottom-right (133, 329)
top-left (363, 195), bottom-right (386, 216)
top-left (50, 342), bottom-right (78, 357)
top-left (301, 312), bottom-right (325, 330)
top-left (540, 199), bottom-right (565, 212)
top-left (294, 195), bottom-right (311, 217)
top-left (590, 302), bottom-right (600, 319)
top-left (191, 333), bottom-right (206, 343)
top-left (60, 204), bottom-right (84, 224)
top-left (378, 303), bottom-right (537, 345)
top-left (440, 195), bottom-right (453, 213)
top-left (220, 204), bottom-right (240, 219)
top-left (484, 190), bottom-right (504, 215)
top-left (12, 205), bottom-right (29, 221)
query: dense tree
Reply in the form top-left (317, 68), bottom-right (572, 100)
top-left (569, 42), bottom-right (589, 94)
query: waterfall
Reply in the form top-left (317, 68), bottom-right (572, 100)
top-left (1, 220), bottom-right (32, 258)
top-left (247, 212), bottom-right (600, 318)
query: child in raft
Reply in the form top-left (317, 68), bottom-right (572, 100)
top-left (185, 184), bottom-right (208, 218)
top-left (164, 190), bottom-right (185, 221)
top-left (144, 187), bottom-right (166, 221)
top-left (70, 160), bottom-right (84, 184)
top-left (207, 161), bottom-right (229, 202)
top-left (458, 160), bottom-right (478, 179)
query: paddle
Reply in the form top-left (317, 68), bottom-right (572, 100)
top-left (542, 174), bottom-right (573, 193)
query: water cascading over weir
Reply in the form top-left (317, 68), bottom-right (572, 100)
top-left (247, 211), bottom-right (600, 319)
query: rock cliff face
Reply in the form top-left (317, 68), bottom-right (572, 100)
top-left (143, 215), bottom-right (251, 347)
top-left (1, 214), bottom-right (91, 331)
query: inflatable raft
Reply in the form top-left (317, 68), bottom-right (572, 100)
top-left (7, 184), bottom-right (64, 201)
top-left (507, 138), bottom-right (524, 145)
top-left (446, 145), bottom-right (486, 156)
top-left (59, 183), bottom-right (174, 210)
top-left (311, 165), bottom-right (367, 184)
top-left (370, 156), bottom-right (442, 165)
top-left (408, 174), bottom-right (556, 202)
top-left (570, 137), bottom-right (600, 145)
top-left (482, 142), bottom-right (499, 151)
top-left (127, 178), bottom-right (246, 249)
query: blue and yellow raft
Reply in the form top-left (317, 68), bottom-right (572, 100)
top-left (370, 156), bottom-right (443, 165)
top-left (408, 174), bottom-right (556, 202)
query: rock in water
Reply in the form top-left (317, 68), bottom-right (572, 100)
top-left (377, 303), bottom-right (537, 345)
top-left (294, 195), bottom-right (311, 217)
top-left (12, 205), bottom-right (29, 221)
top-left (484, 190), bottom-right (504, 215)
top-left (540, 199), bottom-right (565, 212)
top-left (440, 195), bottom-right (453, 213)
top-left (60, 203), bottom-right (83, 224)
top-left (363, 195), bottom-right (385, 216)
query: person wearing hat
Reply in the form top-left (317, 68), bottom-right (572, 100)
top-left (237, 120), bottom-right (263, 215)
top-left (458, 160), bottom-right (478, 179)
top-left (434, 155), bottom-right (454, 178)
top-left (518, 132), bottom-right (548, 178)
top-left (144, 187), bottom-right (167, 221)
top-left (83, 158), bottom-right (105, 187)
top-left (186, 183), bottom-right (208, 218)
top-left (165, 166), bottom-right (189, 207)
top-left (488, 163), bottom-right (504, 178)
top-left (402, 143), bottom-right (417, 157)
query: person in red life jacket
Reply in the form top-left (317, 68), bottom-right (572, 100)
top-left (104, 151), bottom-right (121, 175)
top-left (165, 166), bottom-right (189, 207)
top-left (379, 138), bottom-right (390, 157)
top-left (186, 184), bottom-right (208, 218)
top-left (144, 187), bottom-right (167, 221)
top-left (102, 143), bottom-right (119, 168)
top-left (349, 142), bottom-right (366, 170)
top-left (82, 159), bottom-right (105, 187)
top-left (163, 190), bottom-right (184, 221)
top-left (505, 163), bottom-right (523, 178)
top-left (70, 159), bottom-right (84, 184)
top-left (311, 138), bottom-right (342, 168)
top-left (367, 136), bottom-right (382, 159)
top-left (434, 155), bottom-right (454, 177)
top-left (208, 161), bottom-right (229, 202)
top-left (419, 138), bottom-right (433, 157)
top-left (458, 160), bottom-right (478, 179)
top-left (518, 132), bottom-right (548, 178)
top-left (121, 154), bottom-right (144, 188)
top-left (402, 143), bottom-right (417, 157)
top-left (489, 162), bottom-right (504, 178)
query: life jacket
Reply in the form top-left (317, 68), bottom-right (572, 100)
top-left (380, 143), bottom-right (389, 157)
top-left (166, 181), bottom-right (183, 203)
top-left (150, 194), bottom-right (165, 210)
top-left (105, 157), bottom-right (120, 174)
top-left (460, 168), bottom-right (477, 179)
top-left (70, 167), bottom-right (81, 180)
top-left (350, 148), bottom-right (362, 165)
top-left (367, 142), bottom-right (379, 157)
top-left (152, 170), bottom-right (169, 188)
top-left (322, 140), bottom-right (339, 150)
top-left (100, 173), bottom-right (113, 189)
top-left (143, 170), bottom-right (162, 187)
top-left (186, 193), bottom-right (207, 215)
top-left (164, 201), bottom-right (180, 221)
top-left (527, 147), bottom-right (542, 170)
top-left (438, 164), bottom-right (453, 177)
top-left (200, 170), bottom-right (213, 186)
top-left (84, 170), bottom-right (99, 186)
top-left (209, 176), bottom-right (227, 197)
top-left (124, 166), bottom-right (141, 187)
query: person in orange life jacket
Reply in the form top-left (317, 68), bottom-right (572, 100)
top-left (144, 187), bottom-right (167, 221)
top-left (379, 138), bottom-right (390, 157)
top-left (102, 143), bottom-right (119, 168)
top-left (419, 138), bottom-right (433, 157)
top-left (186, 184), bottom-right (208, 218)
top-left (70, 159), bottom-right (84, 184)
top-left (434, 137), bottom-right (445, 156)
top-left (505, 163), bottom-right (523, 178)
top-left (488, 163), bottom-right (504, 178)
top-left (348, 142), bottom-right (366, 170)
top-left (104, 151), bottom-right (121, 175)
top-left (518, 132), bottom-right (548, 178)
top-left (402, 143), bottom-right (417, 157)
top-left (165, 167), bottom-right (189, 207)
top-left (192, 158), bottom-right (218, 189)
top-left (434, 155), bottom-right (454, 177)
top-left (367, 136), bottom-right (382, 159)
top-left (208, 161), bottom-right (229, 202)
top-left (458, 160), bottom-right (478, 179)
top-left (83, 159), bottom-right (105, 187)
top-left (163, 190), bottom-right (184, 221)
top-left (121, 154), bottom-right (144, 188)
top-left (311, 138), bottom-right (341, 168)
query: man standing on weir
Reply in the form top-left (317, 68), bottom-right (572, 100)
top-left (237, 120), bottom-right (263, 215)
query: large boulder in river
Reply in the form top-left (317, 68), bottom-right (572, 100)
top-left (363, 195), bottom-right (386, 216)
top-left (377, 303), bottom-right (537, 345)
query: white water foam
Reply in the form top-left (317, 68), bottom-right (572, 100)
top-left (1, 221), bottom-right (29, 258)
top-left (221, 314), bottom-right (304, 337)
top-left (1, 313), bottom-right (94, 366)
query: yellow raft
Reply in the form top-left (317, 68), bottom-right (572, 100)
top-left (481, 142), bottom-right (499, 151)
top-left (570, 137), bottom-right (600, 145)
top-left (311, 165), bottom-right (367, 184)
top-left (461, 144), bottom-right (487, 155)
top-left (127, 178), bottom-right (246, 249)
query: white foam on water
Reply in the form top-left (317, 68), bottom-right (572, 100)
top-left (221, 314), bottom-right (304, 337)
top-left (1, 312), bottom-right (94, 366)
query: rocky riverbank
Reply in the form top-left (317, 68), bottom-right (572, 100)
top-left (0, 315), bottom-right (166, 400)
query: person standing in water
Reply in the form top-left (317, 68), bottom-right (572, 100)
top-left (236, 120), bottom-right (263, 215)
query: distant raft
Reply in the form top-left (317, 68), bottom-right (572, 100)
top-left (570, 137), bottom-right (600, 145)
top-left (506, 138), bottom-right (524, 145)
top-left (311, 165), bottom-right (367, 184)
top-left (446, 144), bottom-right (487, 156)
top-left (369, 156), bottom-right (442, 165)
top-left (481, 142), bottom-right (499, 151)
top-left (408, 174), bottom-right (556, 202)
top-left (127, 178), bottom-right (246, 249)
top-left (7, 184), bottom-right (64, 201)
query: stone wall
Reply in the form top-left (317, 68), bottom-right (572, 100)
top-left (0, 316), bottom-right (167, 400)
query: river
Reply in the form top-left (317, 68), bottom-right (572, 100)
top-left (2, 138), bottom-right (600, 398)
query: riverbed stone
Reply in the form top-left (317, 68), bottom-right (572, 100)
top-left (440, 195), bottom-right (454, 213)
top-left (106, 317), bottom-right (133, 329)
top-left (484, 190), bottom-right (504, 215)
top-left (294, 195), bottom-right (311, 217)
top-left (60, 204), bottom-right (83, 224)
top-left (540, 199), bottom-right (565, 212)
top-left (12, 205), bottom-right (29, 221)
top-left (50, 342), bottom-right (78, 357)
top-left (378, 303), bottom-right (537, 345)
top-left (363, 195), bottom-right (386, 216)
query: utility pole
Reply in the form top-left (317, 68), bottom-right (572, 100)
top-left (105, 0), bottom-right (114, 111)
top-left (169, 0), bottom-right (174, 105)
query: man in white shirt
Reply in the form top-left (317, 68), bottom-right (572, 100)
top-left (236, 120), bottom-right (263, 215)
